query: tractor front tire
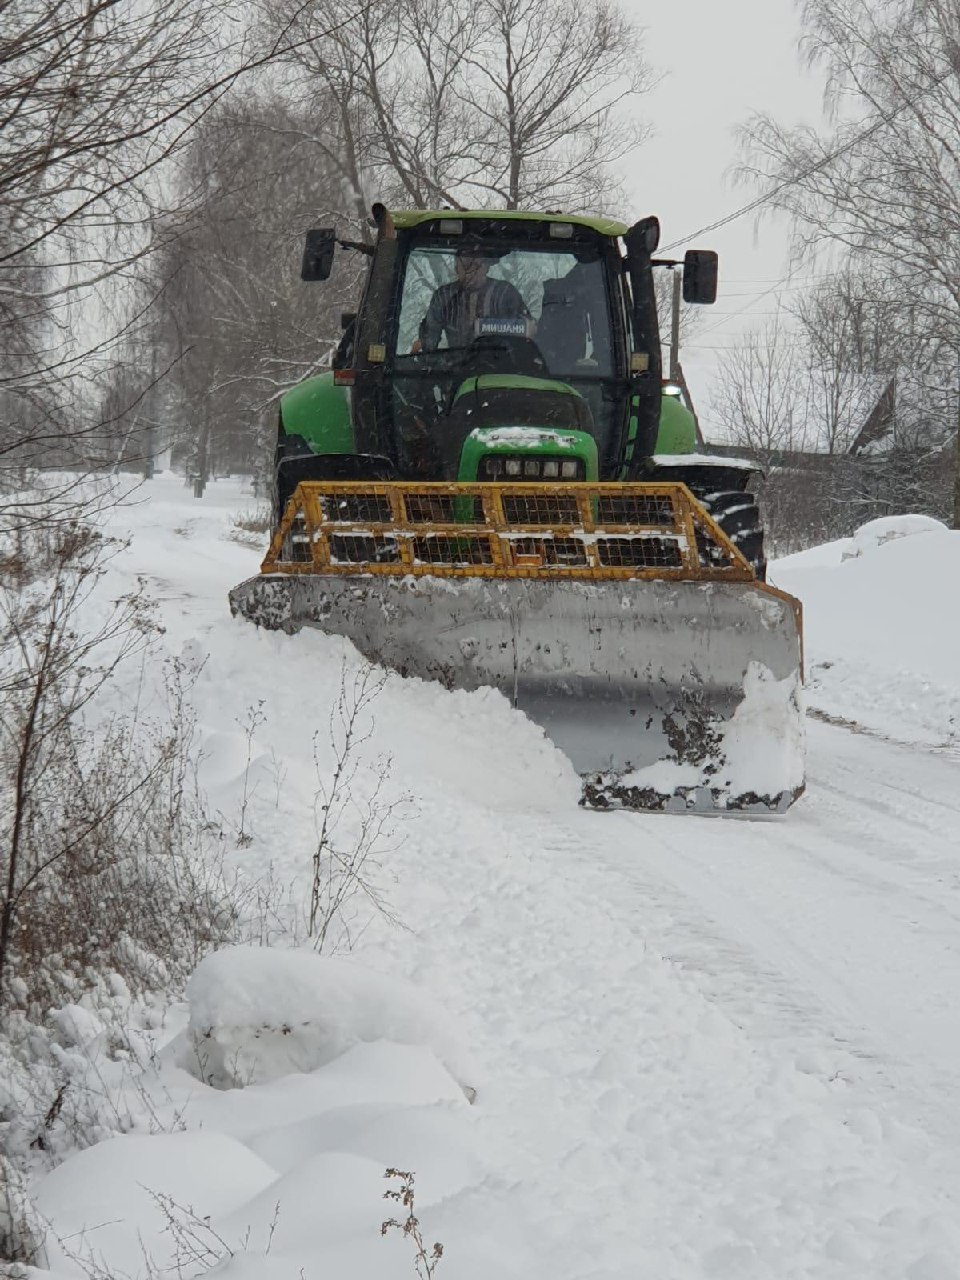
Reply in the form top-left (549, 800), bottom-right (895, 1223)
top-left (698, 489), bottom-right (766, 581)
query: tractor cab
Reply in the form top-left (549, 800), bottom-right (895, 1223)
top-left (385, 221), bottom-right (624, 479)
top-left (279, 206), bottom-right (718, 510)
top-left (331, 210), bottom-right (640, 484)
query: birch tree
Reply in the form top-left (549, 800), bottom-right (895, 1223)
top-left (738, 0), bottom-right (960, 521)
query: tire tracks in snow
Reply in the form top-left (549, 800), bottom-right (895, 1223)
top-left (577, 719), bottom-right (960, 1202)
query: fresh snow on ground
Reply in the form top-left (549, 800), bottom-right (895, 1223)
top-left (19, 476), bottom-right (960, 1280)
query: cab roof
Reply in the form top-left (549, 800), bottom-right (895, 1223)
top-left (389, 209), bottom-right (629, 239)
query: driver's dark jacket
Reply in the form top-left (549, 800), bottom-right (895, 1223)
top-left (419, 279), bottom-right (529, 350)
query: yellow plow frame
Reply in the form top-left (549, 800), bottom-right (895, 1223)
top-left (263, 480), bottom-right (760, 583)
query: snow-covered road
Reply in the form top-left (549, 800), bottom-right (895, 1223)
top-left (30, 479), bottom-right (960, 1280)
top-left (378, 714), bottom-right (960, 1278)
top-left (602, 719), bottom-right (960, 1176)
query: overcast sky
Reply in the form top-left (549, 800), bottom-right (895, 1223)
top-left (616, 0), bottom-right (826, 427)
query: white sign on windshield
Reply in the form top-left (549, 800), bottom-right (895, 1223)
top-left (476, 317), bottom-right (528, 337)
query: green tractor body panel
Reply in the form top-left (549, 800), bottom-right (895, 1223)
top-left (280, 372), bottom-right (353, 452)
top-left (654, 394), bottom-right (698, 455)
top-left (282, 371), bottom-right (692, 472)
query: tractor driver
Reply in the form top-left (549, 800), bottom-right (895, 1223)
top-left (412, 247), bottom-right (530, 353)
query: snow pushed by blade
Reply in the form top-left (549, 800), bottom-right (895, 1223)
top-left (230, 566), bottom-right (804, 812)
top-left (587, 662), bottom-right (805, 812)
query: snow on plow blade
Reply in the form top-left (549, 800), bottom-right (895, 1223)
top-left (230, 481), bottom-right (805, 813)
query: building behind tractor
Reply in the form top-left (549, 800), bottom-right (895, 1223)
top-left (231, 205), bottom-right (804, 813)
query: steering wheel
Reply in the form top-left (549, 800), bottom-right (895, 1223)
top-left (457, 333), bottom-right (548, 378)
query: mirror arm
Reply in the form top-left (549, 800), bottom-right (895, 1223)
top-left (338, 238), bottom-right (375, 257)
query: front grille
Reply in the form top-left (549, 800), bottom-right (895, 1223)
top-left (403, 493), bottom-right (484, 524)
top-left (319, 493), bottom-right (393, 523)
top-left (596, 494), bottom-right (675, 525)
top-left (509, 536), bottom-right (588, 566)
top-left (328, 533), bottom-right (399, 564)
top-left (411, 535), bottom-right (494, 566)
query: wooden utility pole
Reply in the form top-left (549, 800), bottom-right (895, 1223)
top-left (668, 268), bottom-right (705, 447)
top-left (669, 269), bottom-right (682, 382)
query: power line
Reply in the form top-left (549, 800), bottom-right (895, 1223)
top-left (658, 69), bottom-right (953, 253)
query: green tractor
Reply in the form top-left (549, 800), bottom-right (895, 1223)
top-left (273, 206), bottom-right (766, 576)
top-left (231, 205), bottom-right (804, 813)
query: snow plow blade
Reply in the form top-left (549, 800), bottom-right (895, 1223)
top-left (230, 481), bottom-right (804, 813)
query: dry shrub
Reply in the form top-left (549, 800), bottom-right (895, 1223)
top-left (0, 507), bottom-right (242, 1015)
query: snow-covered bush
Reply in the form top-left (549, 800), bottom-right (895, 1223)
top-left (841, 514), bottom-right (949, 560)
top-left (0, 1154), bottom-right (47, 1267)
top-left (182, 946), bottom-right (476, 1093)
top-left (0, 513), bottom-right (243, 1009)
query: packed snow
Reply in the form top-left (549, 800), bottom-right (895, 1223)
top-left (12, 475), bottom-right (960, 1280)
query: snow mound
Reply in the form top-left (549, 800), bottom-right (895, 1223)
top-left (184, 946), bottom-right (476, 1092)
top-left (247, 1100), bottom-right (481, 1202)
top-left (32, 1131), bottom-right (276, 1277)
top-left (841, 514), bottom-right (948, 560)
top-left (213, 1149), bottom-right (389, 1255)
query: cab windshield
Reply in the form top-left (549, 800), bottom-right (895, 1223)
top-left (394, 241), bottom-right (614, 377)
top-left (389, 240), bottom-right (623, 477)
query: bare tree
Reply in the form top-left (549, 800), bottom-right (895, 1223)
top-left (710, 315), bottom-right (809, 462)
top-left (261, 0), bottom-right (652, 213)
top-left (738, 0), bottom-right (960, 521)
top-left (788, 271), bottom-right (884, 454)
top-left (131, 94), bottom-right (368, 480)
top-left (0, 0), bottom-right (380, 499)
top-left (1, 0), bottom-right (238, 485)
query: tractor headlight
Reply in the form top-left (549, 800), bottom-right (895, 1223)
top-left (561, 460), bottom-right (579, 478)
top-left (542, 459), bottom-right (560, 478)
top-left (482, 456), bottom-right (502, 477)
top-left (505, 459), bottom-right (522, 476)
top-left (524, 459), bottom-right (540, 476)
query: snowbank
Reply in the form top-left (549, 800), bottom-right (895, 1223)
top-left (183, 946), bottom-right (476, 1092)
top-left (840, 513), bottom-right (948, 560)
top-left (772, 519), bottom-right (960, 746)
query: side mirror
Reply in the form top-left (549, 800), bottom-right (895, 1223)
top-left (301, 229), bottom-right (336, 282)
top-left (626, 216), bottom-right (660, 256)
top-left (682, 249), bottom-right (718, 304)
